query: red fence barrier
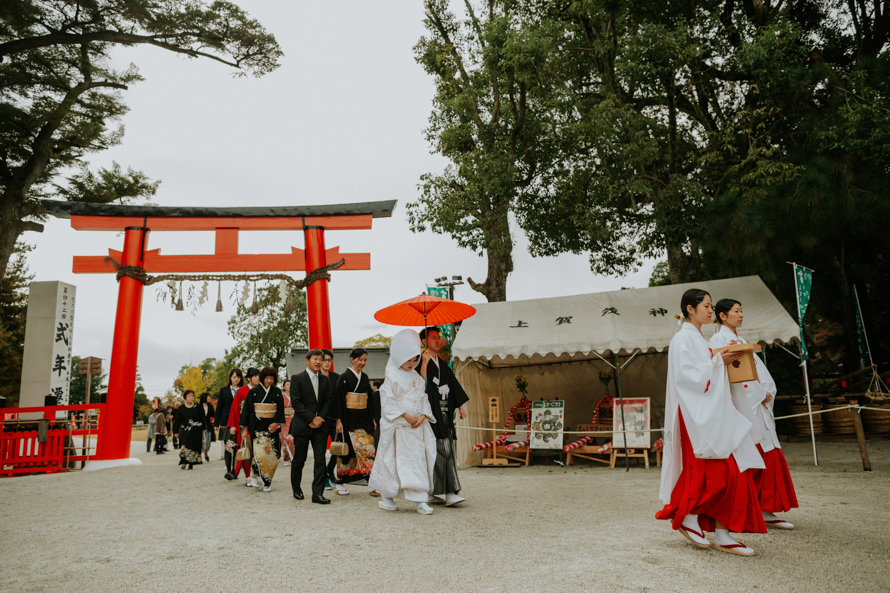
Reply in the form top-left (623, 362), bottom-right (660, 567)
top-left (1, 404), bottom-right (105, 477)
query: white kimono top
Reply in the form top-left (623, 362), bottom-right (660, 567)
top-left (659, 323), bottom-right (764, 504)
top-left (709, 324), bottom-right (781, 452)
top-left (368, 329), bottom-right (438, 499)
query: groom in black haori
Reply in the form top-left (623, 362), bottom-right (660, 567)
top-left (418, 326), bottom-right (469, 506)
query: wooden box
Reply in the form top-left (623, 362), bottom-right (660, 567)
top-left (715, 342), bottom-right (762, 383)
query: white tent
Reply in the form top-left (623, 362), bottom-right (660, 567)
top-left (451, 275), bottom-right (801, 467)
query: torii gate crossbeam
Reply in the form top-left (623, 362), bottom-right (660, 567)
top-left (43, 200), bottom-right (395, 461)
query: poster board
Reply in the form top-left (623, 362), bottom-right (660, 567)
top-left (530, 400), bottom-right (564, 449)
top-left (612, 398), bottom-right (650, 448)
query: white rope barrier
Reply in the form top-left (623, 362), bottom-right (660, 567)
top-left (461, 403), bottom-right (890, 439)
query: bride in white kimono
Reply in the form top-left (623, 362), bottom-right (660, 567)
top-left (368, 329), bottom-right (438, 515)
top-left (709, 298), bottom-right (798, 529)
top-left (656, 289), bottom-right (766, 556)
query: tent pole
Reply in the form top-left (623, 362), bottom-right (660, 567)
top-left (613, 354), bottom-right (630, 471)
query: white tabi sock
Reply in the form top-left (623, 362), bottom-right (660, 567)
top-left (681, 514), bottom-right (700, 531)
top-left (714, 528), bottom-right (740, 546)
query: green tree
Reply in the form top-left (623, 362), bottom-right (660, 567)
top-left (0, 0), bottom-right (283, 280)
top-left (410, 0), bottom-right (554, 302)
top-left (227, 283), bottom-right (308, 373)
top-left (0, 242), bottom-right (31, 404)
top-left (501, 0), bottom-right (890, 370)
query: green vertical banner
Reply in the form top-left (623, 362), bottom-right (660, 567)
top-left (853, 285), bottom-right (871, 369)
top-left (425, 286), bottom-right (453, 344)
top-left (794, 265), bottom-right (813, 361)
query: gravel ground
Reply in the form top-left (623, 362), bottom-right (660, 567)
top-left (1, 438), bottom-right (888, 593)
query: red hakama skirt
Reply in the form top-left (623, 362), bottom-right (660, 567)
top-left (655, 411), bottom-right (766, 533)
top-left (751, 444), bottom-right (798, 513)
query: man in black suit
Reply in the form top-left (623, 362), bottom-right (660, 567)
top-left (289, 349), bottom-right (333, 504)
top-left (419, 326), bottom-right (469, 506)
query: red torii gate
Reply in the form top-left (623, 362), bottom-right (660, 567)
top-left (43, 200), bottom-right (395, 461)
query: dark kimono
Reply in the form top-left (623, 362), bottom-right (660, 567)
top-left (177, 403), bottom-right (210, 467)
top-left (332, 368), bottom-right (378, 482)
top-left (417, 357), bottom-right (469, 495)
top-left (240, 384), bottom-right (286, 487)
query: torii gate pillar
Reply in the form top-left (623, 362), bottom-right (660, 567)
top-left (304, 226), bottom-right (332, 351)
top-left (97, 226), bottom-right (148, 460)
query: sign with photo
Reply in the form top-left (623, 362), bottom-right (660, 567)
top-left (613, 398), bottom-right (650, 448)
top-left (530, 400), bottom-right (564, 450)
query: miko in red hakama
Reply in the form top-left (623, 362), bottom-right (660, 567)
top-left (656, 320), bottom-right (766, 553)
top-left (710, 322), bottom-right (798, 524)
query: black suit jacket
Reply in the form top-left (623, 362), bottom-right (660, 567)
top-left (288, 370), bottom-right (332, 438)
top-left (214, 385), bottom-right (235, 428)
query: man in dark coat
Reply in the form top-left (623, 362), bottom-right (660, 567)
top-left (289, 349), bottom-right (334, 504)
top-left (418, 326), bottom-right (469, 506)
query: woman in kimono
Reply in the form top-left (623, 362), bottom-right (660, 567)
top-left (330, 348), bottom-right (378, 495)
top-left (368, 329), bottom-right (438, 515)
top-left (228, 367), bottom-right (260, 486)
top-left (655, 289), bottom-right (767, 556)
top-left (177, 390), bottom-right (210, 470)
top-left (239, 366), bottom-right (285, 492)
top-left (710, 298), bottom-right (798, 529)
top-left (280, 380), bottom-right (294, 467)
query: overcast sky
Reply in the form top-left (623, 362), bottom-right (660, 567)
top-left (25, 1), bottom-right (655, 397)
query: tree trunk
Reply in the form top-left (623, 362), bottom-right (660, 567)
top-left (467, 208), bottom-right (514, 302)
top-left (0, 194), bottom-right (25, 282)
top-left (828, 251), bottom-right (860, 374)
top-left (666, 243), bottom-right (700, 284)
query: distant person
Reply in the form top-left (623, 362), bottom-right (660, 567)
top-left (165, 406), bottom-right (174, 449)
top-left (710, 298), bottom-right (798, 529)
top-left (177, 390), bottom-right (209, 470)
top-left (368, 329), bottom-right (437, 514)
top-left (199, 392), bottom-right (215, 463)
top-left (289, 349), bottom-right (334, 505)
top-left (419, 326), bottom-right (469, 507)
top-left (216, 368), bottom-right (243, 465)
top-left (146, 407), bottom-right (157, 453)
top-left (154, 409), bottom-right (168, 454)
top-left (655, 289), bottom-right (766, 556)
top-left (171, 401), bottom-right (182, 449)
top-left (240, 366), bottom-right (285, 492)
top-left (228, 368), bottom-right (260, 486)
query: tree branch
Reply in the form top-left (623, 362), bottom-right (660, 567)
top-left (0, 31), bottom-right (246, 69)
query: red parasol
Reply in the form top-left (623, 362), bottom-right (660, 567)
top-left (373, 293), bottom-right (476, 328)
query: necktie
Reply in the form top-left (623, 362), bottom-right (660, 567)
top-left (311, 373), bottom-right (318, 397)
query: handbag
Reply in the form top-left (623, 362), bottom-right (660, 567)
top-left (235, 435), bottom-right (252, 461)
top-left (330, 431), bottom-right (349, 457)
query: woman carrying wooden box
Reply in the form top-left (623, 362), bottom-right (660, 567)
top-left (710, 298), bottom-right (798, 530)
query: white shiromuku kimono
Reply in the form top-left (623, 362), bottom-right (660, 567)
top-left (368, 329), bottom-right (438, 503)
top-left (709, 325), bottom-right (782, 452)
top-left (659, 323), bottom-right (764, 504)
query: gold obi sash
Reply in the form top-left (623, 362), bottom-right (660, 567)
top-left (284, 408), bottom-right (294, 418)
top-left (345, 392), bottom-right (368, 410)
top-left (254, 403), bottom-right (277, 419)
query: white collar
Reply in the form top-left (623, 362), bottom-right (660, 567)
top-left (349, 367), bottom-right (362, 379)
